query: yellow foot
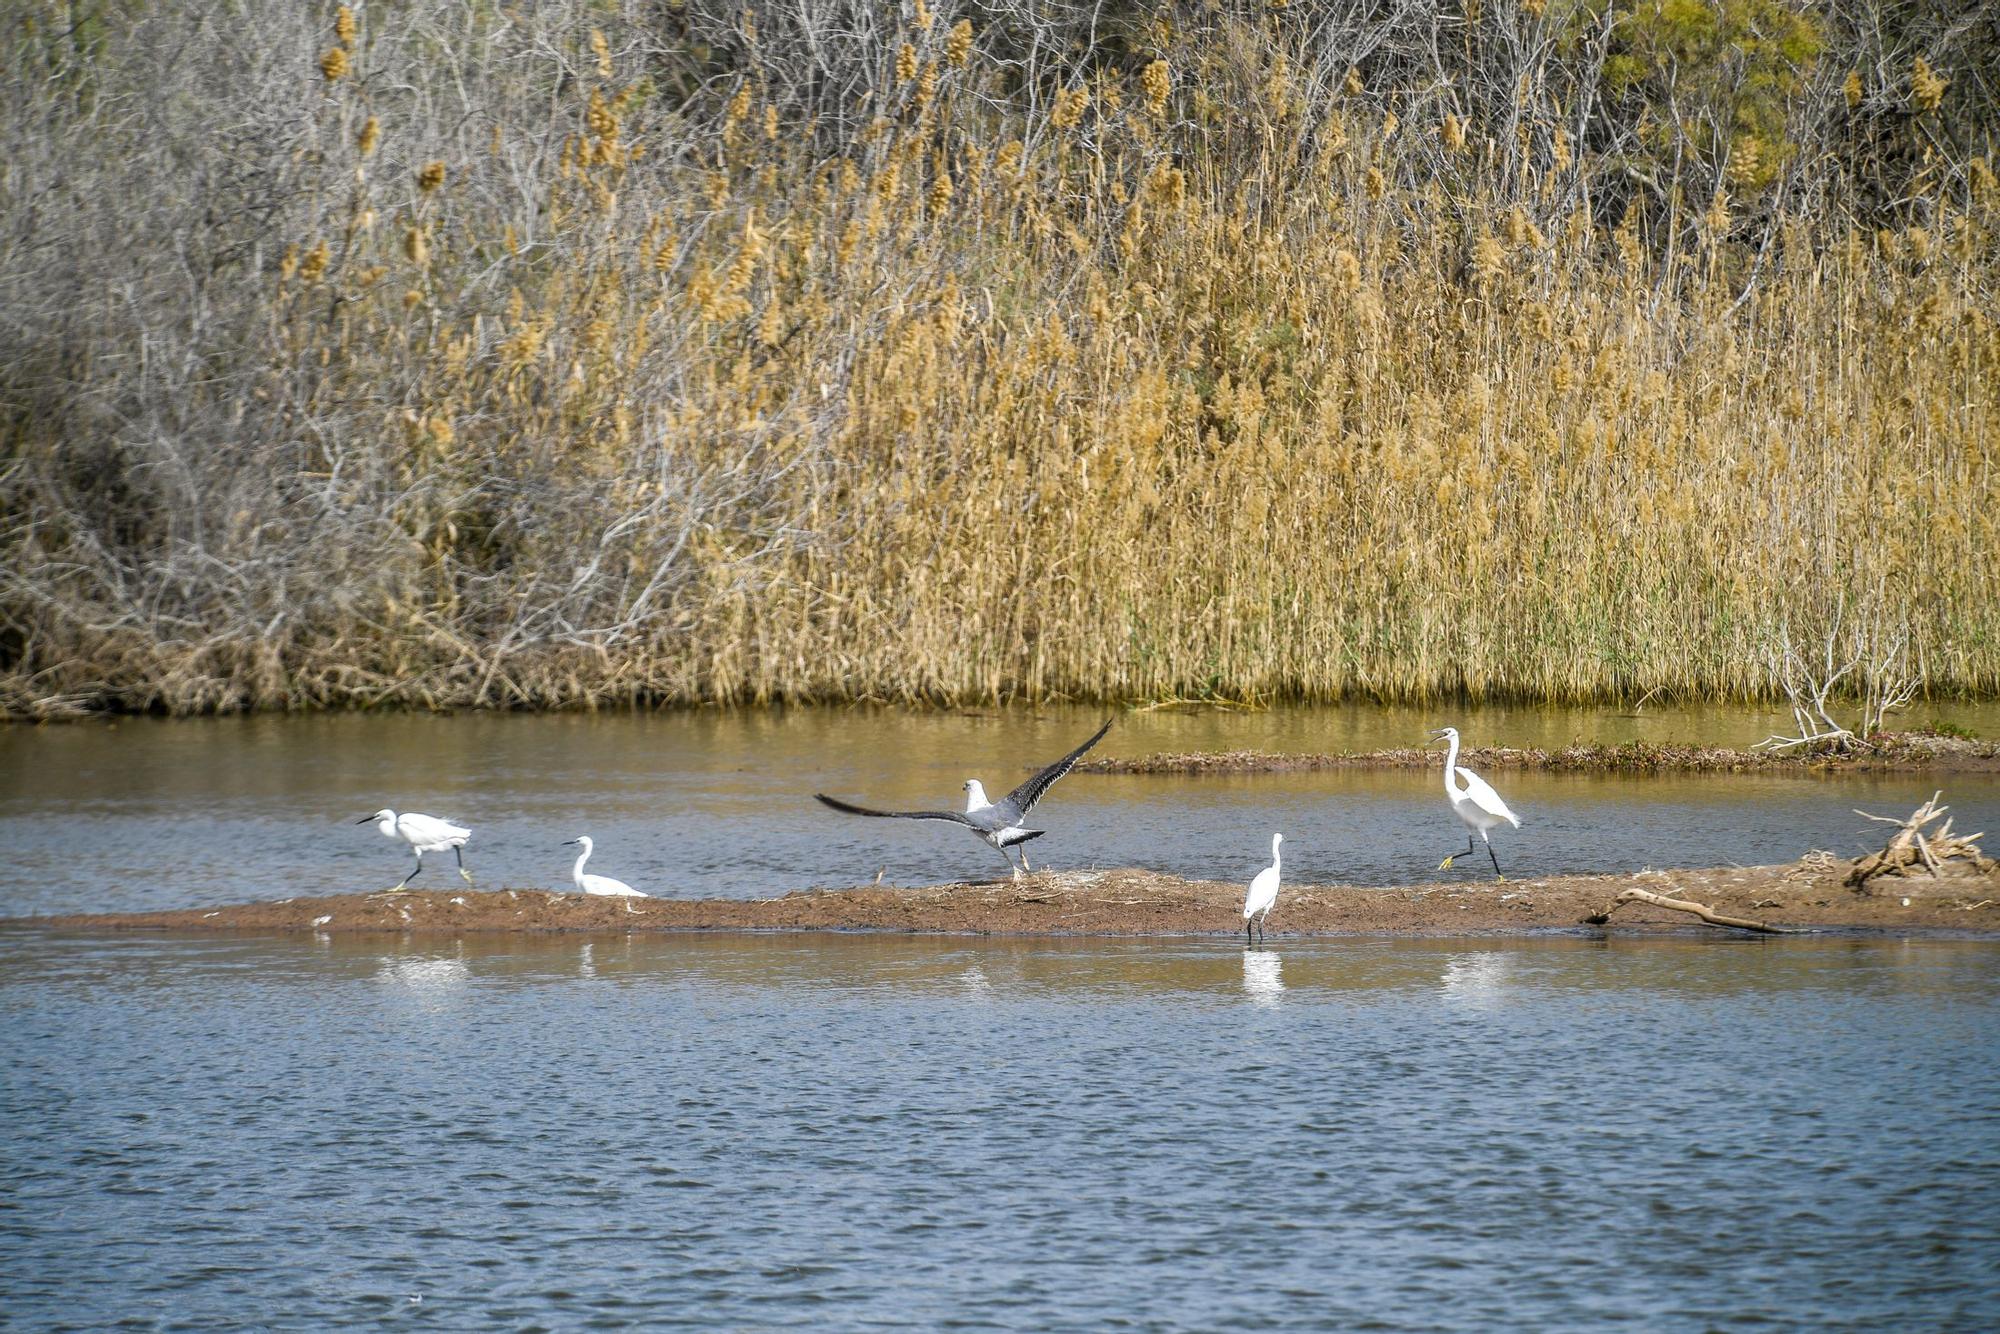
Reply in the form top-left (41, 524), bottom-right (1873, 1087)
top-left (1438, 857), bottom-right (1456, 870)
top-left (459, 870), bottom-right (475, 885)
top-left (1496, 874), bottom-right (1508, 883)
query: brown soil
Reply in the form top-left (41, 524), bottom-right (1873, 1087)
top-left (1074, 733), bottom-right (2000, 776)
top-left (28, 858), bottom-right (2000, 938)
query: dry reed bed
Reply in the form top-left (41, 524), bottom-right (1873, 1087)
top-left (2, 3), bottom-right (1995, 716)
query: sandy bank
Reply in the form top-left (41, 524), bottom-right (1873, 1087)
top-left (23, 859), bottom-right (2000, 938)
top-left (1074, 734), bottom-right (2000, 776)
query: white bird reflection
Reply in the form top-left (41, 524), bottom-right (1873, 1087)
top-left (579, 941), bottom-right (597, 978)
top-left (1440, 952), bottom-right (1512, 1007)
top-left (373, 952), bottom-right (470, 1006)
top-left (1241, 950), bottom-right (1284, 1007)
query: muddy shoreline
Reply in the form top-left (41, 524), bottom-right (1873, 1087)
top-left (1073, 734), bottom-right (2000, 776)
top-left (20, 860), bottom-right (2000, 938)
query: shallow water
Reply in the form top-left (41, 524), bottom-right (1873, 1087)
top-left (5, 704), bottom-right (2000, 916)
top-left (3, 929), bottom-right (1996, 1329)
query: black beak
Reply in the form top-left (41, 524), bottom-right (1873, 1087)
top-left (354, 816), bottom-right (374, 825)
top-left (561, 839), bottom-right (579, 846)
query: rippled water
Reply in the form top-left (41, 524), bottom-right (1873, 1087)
top-left (3, 930), bottom-right (1995, 1329)
top-left (5, 704), bottom-right (2000, 917)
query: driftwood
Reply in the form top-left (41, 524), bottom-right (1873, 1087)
top-left (1582, 887), bottom-right (1794, 934)
top-left (1846, 791), bottom-right (1990, 890)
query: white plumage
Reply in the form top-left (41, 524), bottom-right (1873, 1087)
top-left (358, 809), bottom-right (473, 891)
top-left (1428, 728), bottom-right (1521, 880)
top-left (1243, 832), bottom-right (1282, 943)
top-left (563, 836), bottom-right (648, 898)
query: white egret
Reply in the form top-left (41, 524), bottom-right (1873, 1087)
top-left (1428, 727), bottom-right (1521, 880)
top-left (358, 809), bottom-right (472, 890)
top-left (1243, 832), bottom-right (1282, 944)
top-left (561, 836), bottom-right (648, 898)
top-left (815, 719), bottom-right (1112, 878)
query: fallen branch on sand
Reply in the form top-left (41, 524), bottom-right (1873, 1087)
top-left (1582, 887), bottom-right (1796, 934)
top-left (1847, 791), bottom-right (1990, 890)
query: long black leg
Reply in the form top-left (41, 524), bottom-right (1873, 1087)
top-left (455, 844), bottom-right (472, 884)
top-left (1440, 838), bottom-right (1477, 869)
top-left (1245, 919), bottom-right (1253, 945)
top-left (1485, 837), bottom-right (1504, 880)
top-left (392, 853), bottom-right (423, 891)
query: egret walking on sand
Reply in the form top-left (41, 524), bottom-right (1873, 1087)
top-left (562, 836), bottom-right (647, 898)
top-left (1243, 832), bottom-right (1282, 944)
top-left (814, 719), bottom-right (1113, 879)
top-left (358, 809), bottom-right (472, 891)
top-left (1429, 728), bottom-right (1521, 880)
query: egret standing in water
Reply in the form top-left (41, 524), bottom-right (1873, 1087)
top-left (562, 836), bottom-right (648, 898)
top-left (1243, 832), bottom-right (1282, 944)
top-left (814, 719), bottom-right (1113, 879)
top-left (1428, 727), bottom-right (1521, 880)
top-left (357, 809), bottom-right (472, 891)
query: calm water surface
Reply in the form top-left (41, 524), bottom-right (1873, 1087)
top-left (2, 930), bottom-right (1995, 1329)
top-left (5, 704), bottom-right (2000, 916)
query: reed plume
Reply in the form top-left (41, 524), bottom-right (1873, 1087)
top-left (1, 0), bottom-right (1994, 716)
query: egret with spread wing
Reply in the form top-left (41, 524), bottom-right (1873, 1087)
top-left (1428, 727), bottom-right (1521, 880)
top-left (814, 719), bottom-right (1113, 878)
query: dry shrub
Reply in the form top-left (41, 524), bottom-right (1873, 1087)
top-left (0, 2), bottom-right (1995, 714)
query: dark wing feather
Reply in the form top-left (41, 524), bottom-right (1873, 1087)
top-left (814, 793), bottom-right (980, 828)
top-left (997, 718), bottom-right (1113, 819)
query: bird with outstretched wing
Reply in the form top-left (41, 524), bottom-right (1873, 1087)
top-left (814, 718), bottom-right (1113, 878)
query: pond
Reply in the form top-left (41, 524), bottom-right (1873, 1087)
top-left (4, 704), bottom-right (1998, 917)
top-left (2, 929), bottom-right (1995, 1329)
